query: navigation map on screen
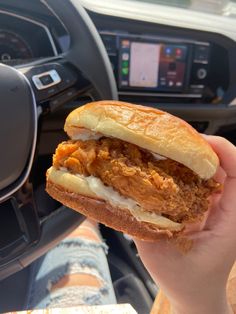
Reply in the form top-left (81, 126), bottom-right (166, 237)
top-left (129, 42), bottom-right (161, 88)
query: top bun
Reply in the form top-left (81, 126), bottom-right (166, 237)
top-left (65, 101), bottom-right (219, 179)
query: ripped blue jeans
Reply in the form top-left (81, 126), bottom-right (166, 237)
top-left (24, 234), bottom-right (116, 309)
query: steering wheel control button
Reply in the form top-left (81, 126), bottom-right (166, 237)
top-left (194, 45), bottom-right (210, 63)
top-left (57, 67), bottom-right (78, 92)
top-left (32, 69), bottom-right (61, 90)
top-left (46, 86), bottom-right (59, 98)
top-left (50, 88), bottom-right (78, 112)
top-left (40, 74), bottom-right (53, 86)
top-left (32, 76), bottom-right (43, 89)
top-left (197, 68), bottom-right (207, 80)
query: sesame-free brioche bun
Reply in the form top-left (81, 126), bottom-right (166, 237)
top-left (65, 101), bottom-right (219, 179)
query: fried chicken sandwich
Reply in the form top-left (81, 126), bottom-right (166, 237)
top-left (46, 101), bottom-right (220, 241)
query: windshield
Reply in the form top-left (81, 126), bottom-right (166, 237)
top-left (131, 0), bottom-right (236, 16)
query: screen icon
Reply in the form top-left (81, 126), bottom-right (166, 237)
top-left (175, 46), bottom-right (186, 60)
top-left (121, 80), bottom-right (128, 86)
top-left (122, 67), bottom-right (129, 75)
top-left (160, 81), bottom-right (166, 86)
top-left (168, 81), bottom-right (174, 87)
top-left (122, 53), bottom-right (129, 61)
top-left (165, 47), bottom-right (172, 56)
top-left (176, 48), bottom-right (182, 56)
top-left (122, 40), bottom-right (130, 48)
top-left (122, 60), bottom-right (129, 68)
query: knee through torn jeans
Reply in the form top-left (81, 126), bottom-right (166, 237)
top-left (24, 224), bottom-right (117, 309)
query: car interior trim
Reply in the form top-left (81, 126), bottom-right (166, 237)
top-left (99, 30), bottom-right (211, 47)
top-left (118, 91), bottom-right (202, 98)
top-left (81, 0), bottom-right (236, 42)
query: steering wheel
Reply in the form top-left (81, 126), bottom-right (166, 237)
top-left (0, 0), bottom-right (118, 280)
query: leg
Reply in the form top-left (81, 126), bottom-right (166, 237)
top-left (25, 219), bottom-right (116, 309)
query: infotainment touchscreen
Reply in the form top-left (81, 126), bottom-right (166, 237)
top-left (119, 38), bottom-right (188, 92)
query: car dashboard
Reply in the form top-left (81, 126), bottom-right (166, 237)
top-left (0, 0), bottom-right (236, 137)
top-left (98, 26), bottom-right (229, 104)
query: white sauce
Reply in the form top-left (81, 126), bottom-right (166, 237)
top-left (60, 167), bottom-right (68, 172)
top-left (151, 152), bottom-right (167, 161)
top-left (58, 167), bottom-right (182, 229)
top-left (71, 130), bottom-right (167, 162)
top-left (79, 174), bottom-right (181, 229)
top-left (59, 166), bottom-right (137, 210)
top-left (71, 129), bottom-right (103, 141)
top-left (86, 176), bottom-right (139, 211)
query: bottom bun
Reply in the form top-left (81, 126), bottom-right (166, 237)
top-left (46, 179), bottom-right (183, 241)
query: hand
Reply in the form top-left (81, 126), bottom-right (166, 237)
top-left (134, 136), bottom-right (236, 314)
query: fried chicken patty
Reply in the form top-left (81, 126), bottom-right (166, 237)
top-left (53, 138), bottom-right (220, 223)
